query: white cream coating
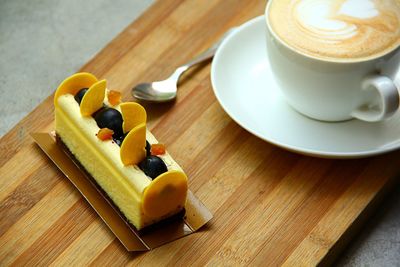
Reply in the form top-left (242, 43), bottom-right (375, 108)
top-left (56, 94), bottom-right (182, 211)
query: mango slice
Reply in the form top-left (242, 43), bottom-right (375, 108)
top-left (120, 123), bottom-right (146, 166)
top-left (80, 79), bottom-right (106, 117)
top-left (54, 72), bottom-right (98, 107)
top-left (142, 170), bottom-right (188, 218)
top-left (120, 102), bottom-right (147, 133)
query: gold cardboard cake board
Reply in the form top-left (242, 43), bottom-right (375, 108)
top-left (31, 132), bottom-right (213, 251)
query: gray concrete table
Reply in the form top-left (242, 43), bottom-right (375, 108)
top-left (0, 0), bottom-right (399, 266)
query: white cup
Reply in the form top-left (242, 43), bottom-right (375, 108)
top-left (265, 2), bottom-right (400, 122)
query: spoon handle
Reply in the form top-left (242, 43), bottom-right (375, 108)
top-left (169, 28), bottom-right (236, 82)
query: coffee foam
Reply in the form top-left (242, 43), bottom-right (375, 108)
top-left (268, 0), bottom-right (400, 61)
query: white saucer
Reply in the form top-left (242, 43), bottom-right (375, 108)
top-left (211, 16), bottom-right (400, 158)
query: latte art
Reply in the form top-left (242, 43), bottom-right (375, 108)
top-left (268, 0), bottom-right (400, 61)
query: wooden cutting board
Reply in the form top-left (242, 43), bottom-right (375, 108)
top-left (1, 0), bottom-right (399, 265)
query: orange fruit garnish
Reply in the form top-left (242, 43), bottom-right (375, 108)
top-left (108, 90), bottom-right (121, 106)
top-left (97, 128), bottom-right (114, 141)
top-left (151, 143), bottom-right (166, 155)
top-left (120, 123), bottom-right (146, 166)
top-left (120, 102), bottom-right (146, 133)
top-left (142, 170), bottom-right (188, 218)
top-left (80, 79), bottom-right (106, 117)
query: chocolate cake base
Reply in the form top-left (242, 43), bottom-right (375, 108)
top-left (55, 134), bottom-right (186, 235)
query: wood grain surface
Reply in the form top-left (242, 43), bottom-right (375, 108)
top-left (1, 1), bottom-right (399, 266)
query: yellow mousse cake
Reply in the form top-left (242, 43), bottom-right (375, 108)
top-left (54, 72), bottom-right (188, 230)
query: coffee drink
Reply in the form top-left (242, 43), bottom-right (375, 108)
top-left (267, 0), bottom-right (400, 61)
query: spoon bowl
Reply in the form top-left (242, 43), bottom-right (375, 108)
top-left (133, 80), bottom-right (177, 102)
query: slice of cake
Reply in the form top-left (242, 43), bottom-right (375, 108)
top-left (54, 72), bottom-right (188, 230)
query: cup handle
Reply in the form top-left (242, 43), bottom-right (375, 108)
top-left (351, 75), bottom-right (399, 122)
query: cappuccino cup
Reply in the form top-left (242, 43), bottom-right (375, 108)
top-left (265, 0), bottom-right (400, 122)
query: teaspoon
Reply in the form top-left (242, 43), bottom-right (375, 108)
top-left (131, 29), bottom-right (235, 102)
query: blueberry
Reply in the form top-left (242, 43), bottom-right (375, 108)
top-left (74, 88), bottom-right (88, 104)
top-left (113, 133), bottom-right (126, 146)
top-left (145, 141), bottom-right (151, 156)
top-left (94, 107), bottom-right (123, 137)
top-left (139, 155), bottom-right (168, 179)
top-left (92, 106), bottom-right (106, 118)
